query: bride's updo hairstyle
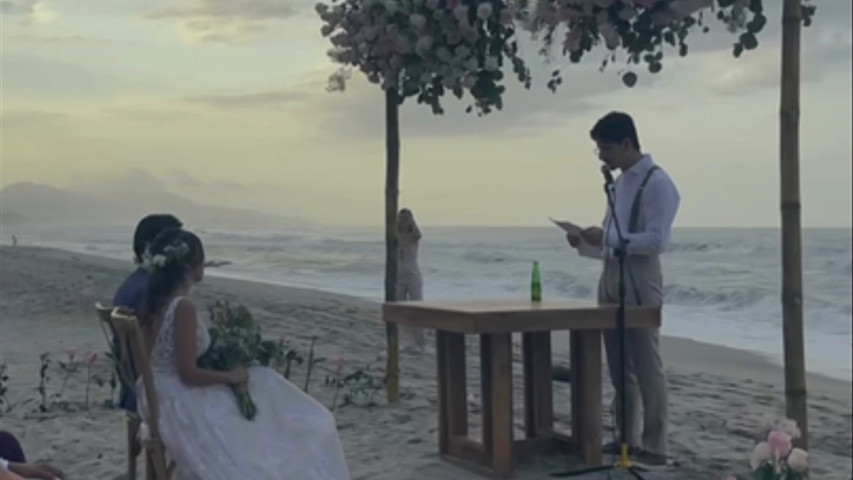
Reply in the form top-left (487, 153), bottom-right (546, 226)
top-left (140, 227), bottom-right (205, 327)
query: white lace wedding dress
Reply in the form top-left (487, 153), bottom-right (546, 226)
top-left (140, 296), bottom-right (350, 480)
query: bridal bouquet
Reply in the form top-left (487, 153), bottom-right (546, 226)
top-left (197, 301), bottom-right (286, 420)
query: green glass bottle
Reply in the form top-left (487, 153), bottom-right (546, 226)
top-left (531, 261), bottom-right (542, 302)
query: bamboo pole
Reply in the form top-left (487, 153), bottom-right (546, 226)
top-left (779, 0), bottom-right (808, 449)
top-left (384, 88), bottom-right (401, 404)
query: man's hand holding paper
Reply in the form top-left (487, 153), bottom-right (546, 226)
top-left (549, 217), bottom-right (603, 248)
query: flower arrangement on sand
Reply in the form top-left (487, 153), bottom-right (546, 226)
top-left (724, 417), bottom-right (809, 480)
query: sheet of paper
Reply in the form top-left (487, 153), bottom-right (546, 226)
top-left (548, 217), bottom-right (583, 237)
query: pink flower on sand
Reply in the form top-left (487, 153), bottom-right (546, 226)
top-left (66, 349), bottom-right (78, 361)
top-left (767, 430), bottom-right (792, 459)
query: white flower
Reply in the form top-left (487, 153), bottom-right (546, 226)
top-left (453, 5), bottom-right (469, 22)
top-left (476, 2), bottom-right (493, 20)
top-left (762, 416), bottom-right (802, 440)
top-left (410, 13), bottom-right (427, 29)
top-left (787, 448), bottom-right (808, 473)
top-left (651, 10), bottom-right (674, 26)
top-left (483, 55), bottom-right (499, 71)
top-left (455, 45), bottom-right (471, 59)
top-left (599, 21), bottom-right (620, 49)
top-left (750, 442), bottom-right (772, 471)
top-left (415, 35), bottom-right (433, 53)
top-left (671, 0), bottom-right (712, 18)
top-left (618, 5), bottom-right (637, 21)
top-left (563, 28), bottom-right (582, 52)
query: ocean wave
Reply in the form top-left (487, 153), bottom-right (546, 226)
top-left (666, 242), bottom-right (758, 255)
top-left (663, 283), bottom-right (769, 309)
top-left (460, 250), bottom-right (515, 264)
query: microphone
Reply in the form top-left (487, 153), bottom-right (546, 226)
top-left (600, 164), bottom-right (615, 186)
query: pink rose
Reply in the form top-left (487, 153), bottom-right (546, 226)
top-left (767, 430), bottom-right (792, 459)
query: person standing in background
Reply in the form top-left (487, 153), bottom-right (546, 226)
top-left (396, 208), bottom-right (426, 352)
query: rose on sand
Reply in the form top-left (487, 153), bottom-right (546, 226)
top-left (735, 418), bottom-right (809, 479)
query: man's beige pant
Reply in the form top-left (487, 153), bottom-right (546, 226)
top-left (598, 255), bottom-right (668, 456)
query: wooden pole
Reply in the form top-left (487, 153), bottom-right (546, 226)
top-left (779, 0), bottom-right (808, 449)
top-left (384, 88), bottom-right (401, 404)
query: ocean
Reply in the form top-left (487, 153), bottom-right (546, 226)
top-left (3, 225), bottom-right (851, 381)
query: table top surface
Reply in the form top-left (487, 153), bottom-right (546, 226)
top-left (383, 298), bottom-right (660, 333)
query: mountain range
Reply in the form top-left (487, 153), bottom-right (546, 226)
top-left (0, 182), bottom-right (311, 229)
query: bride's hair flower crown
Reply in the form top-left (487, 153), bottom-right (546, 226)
top-left (141, 240), bottom-right (191, 272)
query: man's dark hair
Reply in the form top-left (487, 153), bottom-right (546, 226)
top-left (590, 111), bottom-right (641, 151)
top-left (133, 214), bottom-right (183, 263)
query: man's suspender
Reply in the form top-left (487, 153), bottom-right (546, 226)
top-left (628, 166), bottom-right (660, 234)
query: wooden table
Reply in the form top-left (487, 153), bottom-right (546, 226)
top-left (383, 299), bottom-right (660, 479)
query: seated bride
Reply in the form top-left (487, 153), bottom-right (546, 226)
top-left (137, 227), bottom-right (350, 480)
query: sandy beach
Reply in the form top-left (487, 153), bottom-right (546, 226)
top-left (0, 246), bottom-right (850, 479)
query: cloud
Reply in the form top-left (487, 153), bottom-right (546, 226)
top-left (147, 0), bottom-right (311, 43)
top-left (702, 17), bottom-right (852, 96)
top-left (4, 33), bottom-right (105, 43)
top-left (100, 106), bottom-right (198, 123)
top-left (0, 0), bottom-right (34, 14)
top-left (1, 0), bottom-right (59, 25)
top-left (0, 109), bottom-right (68, 128)
top-left (167, 169), bottom-right (249, 193)
top-left (184, 90), bottom-right (310, 109)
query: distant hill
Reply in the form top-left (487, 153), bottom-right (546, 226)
top-left (0, 182), bottom-right (312, 229)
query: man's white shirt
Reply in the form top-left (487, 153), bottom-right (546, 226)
top-left (577, 154), bottom-right (680, 259)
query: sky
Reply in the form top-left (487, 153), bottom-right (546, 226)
top-left (1, 0), bottom-right (851, 228)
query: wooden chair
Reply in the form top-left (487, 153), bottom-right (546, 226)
top-left (96, 302), bottom-right (142, 480)
top-left (97, 303), bottom-right (175, 480)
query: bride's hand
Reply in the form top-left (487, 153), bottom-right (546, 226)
top-left (227, 367), bottom-right (249, 385)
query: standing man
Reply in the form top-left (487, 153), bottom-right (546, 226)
top-left (566, 112), bottom-right (680, 468)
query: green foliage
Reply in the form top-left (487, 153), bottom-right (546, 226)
top-left (523, 0), bottom-right (818, 90)
top-left (198, 301), bottom-right (288, 420)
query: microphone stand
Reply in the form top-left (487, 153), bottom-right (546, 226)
top-left (552, 171), bottom-right (646, 479)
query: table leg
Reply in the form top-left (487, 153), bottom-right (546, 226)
top-left (522, 332), bottom-right (553, 439)
top-left (386, 323), bottom-right (399, 404)
top-left (570, 329), bottom-right (602, 466)
top-left (437, 331), bottom-right (468, 455)
top-left (480, 333), bottom-right (514, 478)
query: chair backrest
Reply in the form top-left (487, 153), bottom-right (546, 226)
top-left (109, 308), bottom-right (163, 442)
top-left (95, 302), bottom-right (139, 402)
